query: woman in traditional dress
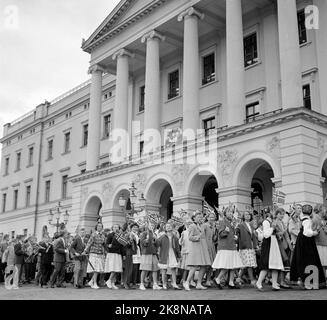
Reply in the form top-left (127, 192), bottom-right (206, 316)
top-left (183, 211), bottom-right (212, 291)
top-left (256, 210), bottom-right (285, 291)
top-left (290, 204), bottom-right (326, 289)
top-left (236, 211), bottom-right (258, 287)
top-left (105, 224), bottom-right (124, 290)
top-left (157, 222), bottom-right (181, 290)
top-left (203, 213), bottom-right (218, 287)
top-left (212, 208), bottom-right (244, 289)
top-left (82, 222), bottom-right (106, 289)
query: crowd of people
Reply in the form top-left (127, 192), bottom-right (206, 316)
top-left (0, 203), bottom-right (326, 292)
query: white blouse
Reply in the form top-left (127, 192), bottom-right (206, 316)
top-left (263, 220), bottom-right (274, 239)
top-left (302, 218), bottom-right (315, 237)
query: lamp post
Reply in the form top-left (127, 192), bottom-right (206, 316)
top-left (48, 201), bottom-right (70, 233)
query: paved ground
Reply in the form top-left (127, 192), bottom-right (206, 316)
top-left (0, 283), bottom-right (326, 300)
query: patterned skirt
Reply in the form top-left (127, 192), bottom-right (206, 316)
top-left (87, 253), bottom-right (105, 273)
top-left (239, 249), bottom-right (257, 268)
top-left (104, 253), bottom-right (123, 273)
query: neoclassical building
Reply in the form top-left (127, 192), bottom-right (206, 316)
top-left (1, 0), bottom-right (327, 238)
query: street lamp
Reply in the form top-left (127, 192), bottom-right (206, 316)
top-left (48, 202), bottom-right (70, 233)
top-left (128, 182), bottom-right (146, 216)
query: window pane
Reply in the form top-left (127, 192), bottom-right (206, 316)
top-left (168, 70), bottom-right (179, 99)
top-left (244, 33), bottom-right (258, 67)
top-left (303, 84), bottom-right (311, 110)
top-left (297, 10), bottom-right (307, 44)
top-left (139, 86), bottom-right (145, 112)
top-left (202, 53), bottom-right (215, 85)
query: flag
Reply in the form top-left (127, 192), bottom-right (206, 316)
top-left (115, 232), bottom-right (130, 247)
top-left (170, 216), bottom-right (184, 228)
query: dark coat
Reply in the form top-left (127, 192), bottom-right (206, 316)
top-left (70, 235), bottom-right (86, 260)
top-left (217, 219), bottom-right (237, 251)
top-left (140, 231), bottom-right (158, 255)
top-left (38, 241), bottom-right (53, 264)
top-left (53, 238), bottom-right (66, 263)
top-left (106, 232), bottom-right (124, 255)
top-left (156, 233), bottom-right (181, 265)
top-left (14, 242), bottom-right (27, 265)
top-left (236, 222), bottom-right (258, 250)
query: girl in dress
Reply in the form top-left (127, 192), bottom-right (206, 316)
top-left (179, 218), bottom-right (193, 286)
top-left (212, 208), bottom-right (243, 289)
top-left (315, 206), bottom-right (327, 281)
top-left (256, 210), bottom-right (285, 291)
top-left (157, 222), bottom-right (181, 290)
top-left (139, 225), bottom-right (161, 290)
top-left (236, 211), bottom-right (258, 286)
top-left (290, 205), bottom-right (326, 289)
top-left (203, 213), bottom-right (217, 287)
top-left (183, 211), bottom-right (212, 291)
top-left (82, 222), bottom-right (106, 289)
top-left (105, 224), bottom-right (124, 290)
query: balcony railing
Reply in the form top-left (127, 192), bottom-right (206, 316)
top-left (244, 108), bottom-right (283, 124)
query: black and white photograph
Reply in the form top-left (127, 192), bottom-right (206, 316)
top-left (0, 0), bottom-right (326, 311)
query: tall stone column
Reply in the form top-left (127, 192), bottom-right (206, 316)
top-left (277, 0), bottom-right (303, 109)
top-left (141, 30), bottom-right (165, 133)
top-left (226, 0), bottom-right (245, 127)
top-left (178, 7), bottom-right (204, 133)
top-left (112, 49), bottom-right (134, 163)
top-left (86, 64), bottom-right (104, 171)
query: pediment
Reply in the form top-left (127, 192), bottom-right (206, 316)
top-left (82, 0), bottom-right (167, 53)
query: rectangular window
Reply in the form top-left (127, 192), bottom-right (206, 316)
top-left (4, 157), bottom-right (9, 175)
top-left (168, 70), bottom-right (180, 100)
top-left (13, 190), bottom-right (18, 210)
top-left (83, 124), bottom-right (88, 146)
top-left (81, 169), bottom-right (86, 174)
top-left (64, 132), bottom-right (71, 153)
top-left (48, 140), bottom-right (53, 160)
top-left (2, 193), bottom-right (6, 213)
top-left (23, 229), bottom-right (28, 237)
top-left (246, 102), bottom-right (260, 122)
top-left (11, 231), bottom-right (15, 240)
top-left (26, 186), bottom-right (31, 207)
top-left (104, 115), bottom-right (111, 138)
top-left (140, 141), bottom-right (144, 157)
top-left (303, 84), bottom-right (311, 110)
top-left (16, 152), bottom-right (21, 171)
top-left (139, 86), bottom-right (145, 112)
top-left (45, 180), bottom-right (51, 203)
top-left (62, 175), bottom-right (68, 199)
top-left (203, 117), bottom-right (216, 137)
top-left (28, 147), bottom-right (34, 166)
top-left (244, 33), bottom-right (258, 67)
top-left (202, 53), bottom-right (216, 85)
top-left (298, 9), bottom-right (307, 45)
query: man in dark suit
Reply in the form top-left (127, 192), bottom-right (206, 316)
top-left (49, 231), bottom-right (68, 288)
top-left (13, 235), bottom-right (28, 289)
top-left (38, 235), bottom-right (54, 288)
top-left (70, 227), bottom-right (87, 288)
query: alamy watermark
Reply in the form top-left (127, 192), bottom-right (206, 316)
top-left (1, 5), bottom-right (19, 30)
top-left (305, 5), bottom-right (319, 30)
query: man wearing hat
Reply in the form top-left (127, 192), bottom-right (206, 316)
top-left (49, 230), bottom-right (68, 288)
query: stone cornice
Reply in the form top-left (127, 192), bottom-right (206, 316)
top-left (82, 0), bottom-right (167, 54)
top-left (69, 107), bottom-right (327, 185)
top-left (177, 7), bottom-right (205, 22)
top-left (141, 30), bottom-right (166, 43)
top-left (112, 48), bottom-right (135, 61)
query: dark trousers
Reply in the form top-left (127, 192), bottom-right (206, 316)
top-left (123, 255), bottom-right (133, 285)
top-left (40, 263), bottom-right (52, 286)
top-left (50, 262), bottom-right (65, 286)
top-left (24, 263), bottom-right (33, 282)
top-left (0, 262), bottom-right (6, 282)
top-left (132, 263), bottom-right (140, 285)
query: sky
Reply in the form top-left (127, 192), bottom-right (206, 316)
top-left (0, 0), bottom-right (121, 140)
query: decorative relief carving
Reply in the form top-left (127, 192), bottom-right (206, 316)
top-left (217, 150), bottom-right (238, 177)
top-left (266, 136), bottom-right (280, 155)
top-left (133, 173), bottom-right (147, 196)
top-left (171, 164), bottom-right (190, 189)
top-left (102, 181), bottom-right (114, 200)
top-left (318, 136), bottom-right (325, 156)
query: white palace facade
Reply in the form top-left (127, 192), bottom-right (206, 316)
top-left (1, 0), bottom-right (327, 238)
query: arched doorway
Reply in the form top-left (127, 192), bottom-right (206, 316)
top-left (237, 159), bottom-right (275, 212)
top-left (84, 195), bottom-right (103, 228)
top-left (145, 178), bottom-right (174, 221)
top-left (202, 175), bottom-right (219, 208)
top-left (322, 159), bottom-right (327, 207)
